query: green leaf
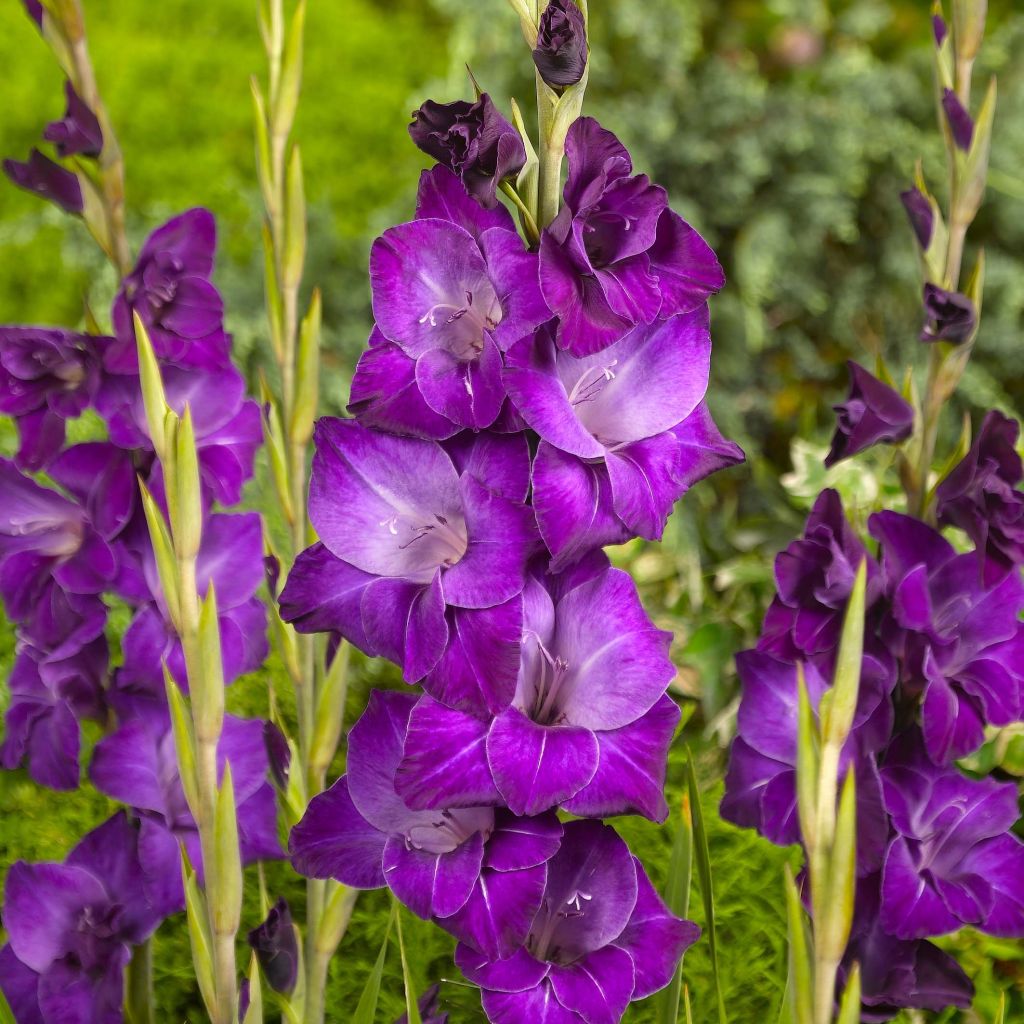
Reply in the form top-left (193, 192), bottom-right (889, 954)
top-left (683, 985), bottom-right (694, 1024)
top-left (171, 404), bottom-right (202, 561)
top-left (395, 902), bottom-right (424, 1024)
top-left (822, 559), bottom-right (867, 747)
top-left (182, 848), bottom-right (217, 1016)
top-left (194, 585), bottom-right (225, 742)
top-left (0, 986), bottom-right (16, 1024)
top-left (273, 0), bottom-right (306, 139)
top-left (685, 749), bottom-right (728, 1024)
top-left (795, 664), bottom-right (820, 851)
top-left (242, 952), bottom-right (264, 1024)
top-left (311, 639), bottom-right (349, 781)
top-left (212, 762), bottom-right (243, 936)
top-left (655, 789), bottom-right (693, 1024)
top-left (292, 287), bottom-right (321, 446)
top-left (164, 668), bottom-right (200, 815)
top-left (251, 77), bottom-right (275, 216)
top-left (820, 769), bottom-right (857, 964)
top-left (133, 312), bottom-right (169, 460)
top-left (318, 882), bottom-right (358, 958)
top-left (351, 902), bottom-right (397, 1024)
top-left (283, 144), bottom-right (306, 290)
top-left (139, 481), bottom-right (180, 631)
top-left (784, 865), bottom-right (814, 1024)
top-left (835, 961), bottom-right (861, 1024)
top-left (260, 387), bottom-right (294, 526)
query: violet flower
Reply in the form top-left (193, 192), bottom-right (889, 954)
top-left (456, 820), bottom-right (699, 1024)
top-left (279, 419), bottom-right (536, 683)
top-left (878, 729), bottom-right (1024, 939)
top-left (533, 0), bottom-right (588, 88)
top-left (941, 88), bottom-right (974, 151)
top-left (43, 82), bottom-right (103, 158)
top-left (539, 117), bottom-right (723, 355)
top-left (936, 410), bottom-right (1024, 573)
top-left (247, 898), bottom-right (298, 995)
top-left (90, 707), bottom-right (283, 895)
top-left (3, 148), bottom-right (83, 214)
top-left (397, 561), bottom-right (680, 820)
top-left (505, 311), bottom-right (741, 568)
top-left (824, 361), bottom-right (914, 468)
top-left (409, 95), bottom-right (526, 209)
top-left (106, 208), bottom-right (230, 373)
top-left (869, 511), bottom-right (1024, 763)
top-left (367, 166), bottom-right (548, 431)
top-left (0, 327), bottom-right (108, 469)
top-left (290, 691), bottom-right (562, 961)
top-left (0, 813), bottom-right (169, 1024)
top-left (900, 187), bottom-right (934, 251)
top-left (920, 283), bottom-right (976, 344)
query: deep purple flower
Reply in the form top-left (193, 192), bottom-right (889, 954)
top-left (539, 117), bottom-right (723, 355)
top-left (3, 149), bottom-right (83, 214)
top-left (90, 709), bottom-right (283, 895)
top-left (279, 420), bottom-right (536, 683)
top-left (247, 898), bottom-right (298, 994)
top-left (920, 283), bottom-right (976, 344)
top-left (456, 820), bottom-right (699, 1024)
top-left (0, 327), bottom-right (108, 469)
top-left (290, 691), bottom-right (562, 961)
top-left (0, 813), bottom-right (168, 1024)
top-left (393, 984), bottom-right (448, 1024)
top-left (941, 89), bottom-right (974, 151)
top-left (398, 561), bottom-right (680, 820)
top-left (721, 650), bottom-right (890, 871)
top-left (825, 361), bottom-right (914, 468)
top-left (878, 729), bottom-right (1024, 939)
top-left (107, 208), bottom-right (230, 373)
top-left (0, 639), bottom-right (107, 791)
top-left (869, 511), bottom-right (1024, 763)
top-left (533, 0), bottom-right (588, 88)
top-left (840, 872), bottom-right (973, 1023)
top-left (505, 311), bottom-right (741, 568)
top-left (43, 82), bottom-right (103, 158)
top-left (758, 489), bottom-right (882, 662)
top-left (900, 188), bottom-right (934, 251)
top-left (409, 95), bottom-right (526, 209)
top-left (366, 167), bottom-right (549, 431)
top-left (936, 410), bottom-right (1024, 572)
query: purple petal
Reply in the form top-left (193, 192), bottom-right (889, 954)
top-left (455, 944), bottom-right (551, 993)
top-left (38, 955), bottom-right (126, 1024)
top-left (648, 209), bottom-right (725, 314)
top-left (481, 983), bottom-right (579, 1024)
top-left (0, 945), bottom-right (43, 1024)
top-left (548, 946), bottom-right (635, 1024)
top-left (970, 836), bottom-right (1024, 936)
top-left (3, 150), bottom-right (83, 215)
top-left (361, 573), bottom-right (448, 681)
top-left (479, 228), bottom-right (549, 351)
top-left (881, 836), bottom-right (962, 938)
top-left (383, 832), bottom-right (483, 919)
top-left (415, 333), bottom-right (505, 430)
top-left (562, 118), bottom-right (633, 210)
top-left (415, 165), bottom-right (516, 239)
top-left (485, 810), bottom-right (563, 872)
top-left (90, 718), bottom-right (165, 814)
top-left (604, 433), bottom-right (684, 540)
top-left (443, 430), bottom-right (532, 503)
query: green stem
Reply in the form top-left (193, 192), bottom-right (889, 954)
top-left (125, 937), bottom-right (156, 1024)
top-left (535, 74), bottom-right (561, 228)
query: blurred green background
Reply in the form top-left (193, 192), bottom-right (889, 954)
top-left (1, 0), bottom-right (1023, 1020)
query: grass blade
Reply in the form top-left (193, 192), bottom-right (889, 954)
top-left (685, 747), bottom-right (728, 1024)
top-left (655, 788), bottom-right (694, 1024)
top-left (784, 865), bottom-right (814, 1024)
top-left (352, 902), bottom-right (396, 1024)
top-left (395, 902), bottom-right (423, 1024)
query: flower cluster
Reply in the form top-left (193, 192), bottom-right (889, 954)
top-left (723, 458), bottom-right (1024, 1016)
top-left (0, 209), bottom-right (278, 1018)
top-left (282, 88), bottom-right (741, 1021)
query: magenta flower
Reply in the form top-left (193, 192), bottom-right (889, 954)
top-left (533, 0), bottom-right (588, 88)
top-left (0, 328), bottom-right (108, 470)
top-left (539, 118), bottom-right (723, 355)
top-left (3, 149), bottom-right (83, 214)
top-left (43, 83), bottom-right (103, 158)
top-left (456, 821), bottom-right (698, 1024)
top-left (280, 420), bottom-right (536, 682)
top-left (824, 361), bottom-right (914, 468)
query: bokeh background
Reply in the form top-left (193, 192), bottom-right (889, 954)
top-left (1, 0), bottom-right (1023, 1020)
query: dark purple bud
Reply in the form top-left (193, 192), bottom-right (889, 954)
top-left (942, 89), bottom-right (974, 151)
top-left (920, 283), bottom-right (976, 344)
top-left (44, 82), bottom-right (104, 159)
top-left (264, 553), bottom-right (281, 597)
top-left (393, 984), bottom-right (449, 1024)
top-left (247, 898), bottom-right (299, 994)
top-left (408, 94), bottom-right (526, 208)
top-left (21, 0), bottom-right (43, 26)
top-left (263, 720), bottom-right (291, 790)
top-left (900, 187), bottom-right (934, 250)
top-left (238, 978), bottom-right (250, 1022)
top-left (825, 361), bottom-right (914, 468)
top-left (3, 149), bottom-right (83, 215)
top-left (932, 13), bottom-right (948, 46)
top-left (533, 0), bottom-right (588, 88)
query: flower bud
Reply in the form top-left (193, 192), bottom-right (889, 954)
top-left (941, 88), bottom-right (974, 151)
top-left (952, 0), bottom-right (987, 63)
top-left (247, 898), bottom-right (299, 995)
top-left (932, 12), bottom-right (948, 46)
top-left (3, 149), bottom-right (83, 214)
top-left (44, 82), bottom-right (103, 158)
top-left (533, 0), bottom-right (588, 89)
top-left (920, 283), bottom-right (976, 344)
top-left (900, 187), bottom-right (934, 250)
top-left (825, 362), bottom-right (914, 467)
top-left (21, 0), bottom-right (43, 26)
top-left (262, 720), bottom-right (291, 790)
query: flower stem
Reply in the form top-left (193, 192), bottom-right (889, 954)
top-left (125, 937), bottom-right (156, 1024)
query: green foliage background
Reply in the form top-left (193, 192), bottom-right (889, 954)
top-left (0, 0), bottom-right (1022, 1021)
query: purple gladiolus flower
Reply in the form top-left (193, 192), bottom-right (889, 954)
top-left (0, 813), bottom-right (169, 1024)
top-left (505, 311), bottom-right (741, 567)
top-left (399, 562), bottom-right (680, 820)
top-left (878, 729), bottom-right (1024, 939)
top-left (920, 283), bottom-right (976, 344)
top-left (840, 873), bottom-right (973, 1023)
top-left (456, 820), bottom-right (699, 1024)
top-left (43, 82), bottom-right (103, 158)
top-left (0, 327), bottom-right (108, 469)
top-left (936, 410), bottom-right (1024, 573)
top-left (3, 148), bottom-right (83, 214)
top-left (367, 166), bottom-right (549, 431)
top-left (409, 95), bottom-right (526, 209)
top-left (291, 691), bottom-right (562, 960)
top-left (247, 898), bottom-right (299, 994)
top-left (539, 117), bottom-right (724, 355)
top-left (279, 419), bottom-right (536, 683)
top-left (394, 984), bottom-right (448, 1024)
top-left (824, 361), bottom-right (914, 468)
top-left (533, 0), bottom-right (588, 88)
top-left (869, 511), bottom-right (1024, 763)
top-left (90, 709), bottom-right (283, 896)
top-left (900, 187), bottom-right (934, 250)
top-left (107, 208), bottom-right (230, 373)
top-left (941, 89), bottom-right (974, 151)
top-left (759, 489), bottom-right (882, 662)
